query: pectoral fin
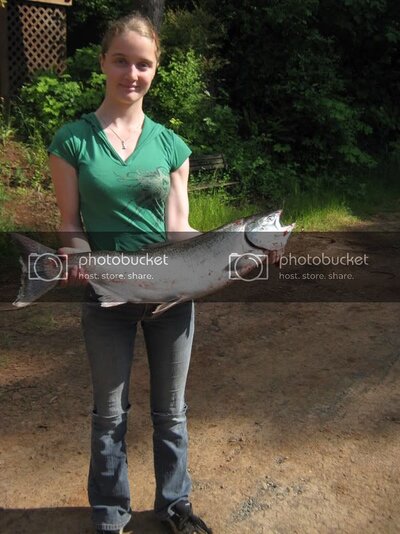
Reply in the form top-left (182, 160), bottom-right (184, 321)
top-left (89, 282), bottom-right (128, 307)
top-left (153, 297), bottom-right (187, 316)
top-left (100, 301), bottom-right (127, 308)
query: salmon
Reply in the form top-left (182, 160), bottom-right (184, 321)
top-left (12, 211), bottom-right (295, 314)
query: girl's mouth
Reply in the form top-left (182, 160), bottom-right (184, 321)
top-left (120, 84), bottom-right (139, 91)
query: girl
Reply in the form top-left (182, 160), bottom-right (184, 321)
top-left (48, 13), bottom-right (212, 534)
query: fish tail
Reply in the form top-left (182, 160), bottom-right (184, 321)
top-left (11, 233), bottom-right (65, 307)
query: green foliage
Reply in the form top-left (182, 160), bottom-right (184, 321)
top-left (162, 7), bottom-right (222, 52)
top-left (319, 0), bottom-right (400, 153)
top-left (79, 72), bottom-right (106, 113)
top-left (17, 74), bottom-right (82, 142)
top-left (70, 0), bottom-right (128, 24)
top-left (0, 181), bottom-right (13, 232)
top-left (5, 1), bottom-right (400, 202)
top-left (24, 133), bottom-right (52, 190)
top-left (228, 135), bottom-right (300, 203)
top-left (160, 7), bottom-right (228, 79)
top-left (189, 190), bottom-right (256, 232)
top-left (199, 0), bottom-right (399, 194)
top-left (147, 49), bottom-right (239, 153)
top-left (17, 69), bottom-right (104, 144)
top-left (0, 99), bottom-right (15, 146)
top-left (67, 0), bottom-right (134, 49)
top-left (66, 45), bottom-right (102, 81)
top-left (150, 50), bottom-right (207, 126)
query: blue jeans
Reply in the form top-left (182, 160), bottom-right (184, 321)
top-left (81, 296), bottom-right (195, 531)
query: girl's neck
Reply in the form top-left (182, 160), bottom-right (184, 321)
top-left (96, 100), bottom-right (145, 127)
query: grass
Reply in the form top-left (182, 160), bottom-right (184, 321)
top-left (282, 190), bottom-right (360, 231)
top-left (0, 182), bottom-right (13, 231)
top-left (189, 189), bottom-right (362, 232)
top-left (0, 131), bottom-right (399, 234)
top-left (189, 191), bottom-right (258, 231)
top-left (1, 179), bottom-right (399, 236)
top-left (189, 168), bottom-right (400, 232)
top-left (284, 171), bottom-right (400, 231)
top-left (23, 311), bottom-right (61, 332)
top-left (280, 157), bottom-right (400, 231)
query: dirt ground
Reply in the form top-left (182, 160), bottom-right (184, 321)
top-left (0, 198), bottom-right (400, 533)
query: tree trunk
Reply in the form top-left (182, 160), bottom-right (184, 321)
top-left (131, 0), bottom-right (165, 32)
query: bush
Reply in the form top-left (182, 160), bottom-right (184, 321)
top-left (17, 70), bottom-right (104, 144)
top-left (17, 74), bottom-right (83, 143)
top-left (66, 45), bottom-right (101, 81)
top-left (200, 0), bottom-right (392, 186)
top-left (67, 0), bottom-right (134, 52)
top-left (160, 7), bottom-right (228, 85)
top-left (147, 49), bottom-right (239, 154)
top-left (16, 3), bottom-right (397, 203)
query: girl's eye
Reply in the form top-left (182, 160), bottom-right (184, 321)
top-left (115, 58), bottom-right (127, 65)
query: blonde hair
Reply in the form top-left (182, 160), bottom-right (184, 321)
top-left (101, 12), bottom-right (161, 63)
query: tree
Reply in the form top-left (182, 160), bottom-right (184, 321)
top-left (67, 0), bottom-right (165, 52)
top-left (130, 0), bottom-right (165, 31)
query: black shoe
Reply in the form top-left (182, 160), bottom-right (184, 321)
top-left (162, 501), bottom-right (213, 533)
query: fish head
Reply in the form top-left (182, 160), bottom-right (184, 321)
top-left (244, 210), bottom-right (295, 251)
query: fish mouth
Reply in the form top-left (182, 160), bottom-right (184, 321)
top-left (243, 211), bottom-right (296, 252)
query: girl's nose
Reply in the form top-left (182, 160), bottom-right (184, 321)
top-left (127, 65), bottom-right (138, 80)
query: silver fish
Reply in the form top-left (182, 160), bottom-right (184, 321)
top-left (12, 211), bottom-right (295, 314)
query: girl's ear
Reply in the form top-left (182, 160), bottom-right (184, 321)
top-left (99, 54), bottom-right (105, 74)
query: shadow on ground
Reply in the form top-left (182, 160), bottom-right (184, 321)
top-left (0, 507), bottom-right (165, 534)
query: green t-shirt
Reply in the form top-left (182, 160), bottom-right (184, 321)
top-left (48, 113), bottom-right (191, 251)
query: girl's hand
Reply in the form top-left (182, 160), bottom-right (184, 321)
top-left (58, 247), bottom-right (88, 286)
top-left (268, 247), bottom-right (285, 266)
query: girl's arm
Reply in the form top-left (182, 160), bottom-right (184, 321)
top-left (49, 154), bottom-right (90, 284)
top-left (49, 154), bottom-right (91, 253)
top-left (165, 158), bottom-right (199, 240)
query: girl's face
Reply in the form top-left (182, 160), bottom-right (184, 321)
top-left (100, 31), bottom-right (158, 106)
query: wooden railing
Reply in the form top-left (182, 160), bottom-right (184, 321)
top-left (189, 153), bottom-right (238, 191)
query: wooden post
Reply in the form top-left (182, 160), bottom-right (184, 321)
top-left (27, 0), bottom-right (72, 5)
top-left (0, 5), bottom-right (10, 98)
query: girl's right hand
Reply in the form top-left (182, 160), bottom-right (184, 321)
top-left (58, 247), bottom-right (88, 286)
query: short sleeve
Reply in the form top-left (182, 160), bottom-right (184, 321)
top-left (170, 131), bottom-right (192, 171)
top-left (48, 124), bottom-right (79, 169)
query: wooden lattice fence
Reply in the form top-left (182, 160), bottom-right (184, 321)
top-left (0, 0), bottom-right (72, 98)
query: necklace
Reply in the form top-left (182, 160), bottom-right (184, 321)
top-left (108, 125), bottom-right (129, 150)
top-left (97, 114), bottom-right (144, 150)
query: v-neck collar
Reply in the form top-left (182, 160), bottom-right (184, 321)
top-left (90, 112), bottom-right (150, 166)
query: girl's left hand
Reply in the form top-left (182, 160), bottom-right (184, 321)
top-left (268, 247), bottom-right (285, 266)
